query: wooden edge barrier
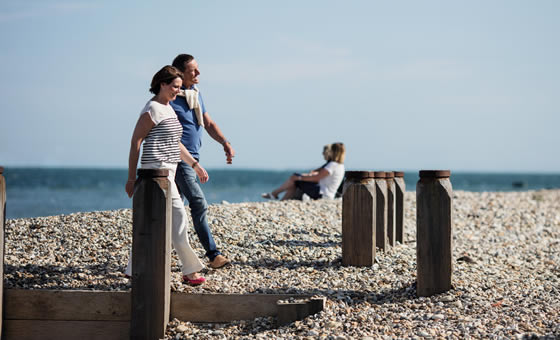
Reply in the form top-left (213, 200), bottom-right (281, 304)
top-left (131, 168), bottom-right (172, 339)
top-left (1, 166), bottom-right (6, 338)
top-left (2, 289), bottom-right (316, 330)
top-left (276, 297), bottom-right (326, 326)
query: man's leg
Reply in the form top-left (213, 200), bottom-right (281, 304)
top-left (175, 161), bottom-right (226, 264)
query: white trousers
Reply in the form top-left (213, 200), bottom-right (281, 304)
top-left (126, 164), bottom-right (204, 276)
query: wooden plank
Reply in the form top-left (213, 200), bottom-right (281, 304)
top-left (170, 293), bottom-right (311, 322)
top-left (131, 171), bottom-right (172, 338)
top-left (341, 179), bottom-right (376, 266)
top-left (4, 289), bottom-right (130, 321)
top-left (0, 167), bottom-right (5, 337)
top-left (394, 176), bottom-right (406, 243)
top-left (386, 176), bottom-right (396, 247)
top-left (3, 320), bottom-right (129, 340)
top-left (416, 171), bottom-right (453, 297)
top-left (375, 178), bottom-right (388, 252)
top-left (277, 297), bottom-right (325, 326)
top-left (4, 289), bottom-right (317, 323)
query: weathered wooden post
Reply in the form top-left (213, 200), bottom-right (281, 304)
top-left (394, 171), bottom-right (406, 244)
top-left (342, 171), bottom-right (376, 266)
top-left (416, 170), bottom-right (453, 297)
top-left (374, 172), bottom-right (388, 252)
top-left (0, 166), bottom-right (5, 336)
top-left (131, 169), bottom-right (172, 340)
top-left (385, 172), bottom-right (396, 247)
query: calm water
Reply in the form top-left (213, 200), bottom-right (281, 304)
top-left (2, 167), bottom-right (560, 219)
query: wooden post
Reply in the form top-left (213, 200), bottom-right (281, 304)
top-left (394, 171), bottom-right (406, 244)
top-left (342, 171), bottom-right (376, 266)
top-left (131, 169), bottom-right (172, 340)
top-left (0, 166), bottom-right (5, 337)
top-left (374, 172), bottom-right (388, 252)
top-left (416, 170), bottom-right (453, 297)
top-left (385, 172), bottom-right (396, 248)
top-left (276, 297), bottom-right (326, 326)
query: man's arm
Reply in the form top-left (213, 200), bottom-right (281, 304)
top-left (203, 112), bottom-right (235, 164)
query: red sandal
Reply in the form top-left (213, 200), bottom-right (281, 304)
top-left (183, 275), bottom-right (206, 286)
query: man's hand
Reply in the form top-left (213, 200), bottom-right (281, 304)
top-left (224, 142), bottom-right (235, 164)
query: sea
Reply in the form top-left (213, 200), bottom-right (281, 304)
top-left (2, 167), bottom-right (560, 219)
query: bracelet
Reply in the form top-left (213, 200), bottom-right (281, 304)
top-left (221, 140), bottom-right (229, 145)
top-left (191, 161), bottom-right (198, 169)
top-left (127, 179), bottom-right (135, 183)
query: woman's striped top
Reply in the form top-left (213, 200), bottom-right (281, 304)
top-left (140, 100), bottom-right (183, 164)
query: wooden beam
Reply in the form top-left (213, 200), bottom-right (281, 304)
top-left (386, 172), bottom-right (396, 247)
top-left (375, 173), bottom-right (388, 252)
top-left (394, 172), bottom-right (406, 244)
top-left (4, 289), bottom-right (314, 323)
top-left (277, 297), bottom-right (325, 326)
top-left (131, 169), bottom-right (172, 339)
top-left (170, 292), bottom-right (311, 322)
top-left (0, 166), bottom-right (5, 338)
top-left (2, 320), bottom-right (129, 340)
top-left (416, 170), bottom-right (453, 297)
top-left (4, 290), bottom-right (130, 321)
top-left (342, 171), bottom-right (376, 267)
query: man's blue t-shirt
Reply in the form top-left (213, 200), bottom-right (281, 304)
top-left (170, 86), bottom-right (207, 160)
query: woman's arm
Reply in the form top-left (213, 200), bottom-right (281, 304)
top-left (125, 112), bottom-right (154, 198)
top-left (179, 143), bottom-right (209, 183)
top-left (298, 168), bottom-right (330, 183)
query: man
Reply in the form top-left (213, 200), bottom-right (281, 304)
top-left (170, 54), bottom-right (235, 269)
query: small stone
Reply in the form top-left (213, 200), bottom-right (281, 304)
top-left (418, 330), bottom-right (430, 337)
top-left (176, 324), bottom-right (188, 332)
top-left (453, 300), bottom-right (463, 308)
top-left (441, 295), bottom-right (454, 302)
top-left (327, 321), bottom-right (342, 328)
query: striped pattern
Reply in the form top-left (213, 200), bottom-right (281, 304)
top-left (141, 118), bottom-right (183, 164)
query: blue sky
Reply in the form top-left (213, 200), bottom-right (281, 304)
top-left (0, 1), bottom-right (558, 172)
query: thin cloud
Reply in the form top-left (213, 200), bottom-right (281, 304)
top-left (0, 2), bottom-right (99, 23)
top-left (379, 59), bottom-right (470, 81)
top-left (204, 60), bottom-right (359, 85)
top-left (203, 36), bottom-right (358, 84)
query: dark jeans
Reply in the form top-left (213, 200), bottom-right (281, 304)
top-left (175, 160), bottom-right (221, 261)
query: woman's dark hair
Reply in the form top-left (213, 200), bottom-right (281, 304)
top-left (172, 54), bottom-right (195, 72)
top-left (149, 65), bottom-right (183, 95)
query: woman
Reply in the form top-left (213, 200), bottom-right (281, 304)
top-left (125, 65), bottom-right (207, 285)
top-left (262, 143), bottom-right (346, 200)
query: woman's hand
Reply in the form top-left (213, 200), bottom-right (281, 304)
top-left (194, 163), bottom-right (209, 183)
top-left (125, 179), bottom-right (135, 198)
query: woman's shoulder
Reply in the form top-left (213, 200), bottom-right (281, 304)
top-left (326, 161), bottom-right (344, 167)
top-left (141, 100), bottom-right (176, 123)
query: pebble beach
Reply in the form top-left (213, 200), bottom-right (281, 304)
top-left (4, 190), bottom-right (560, 339)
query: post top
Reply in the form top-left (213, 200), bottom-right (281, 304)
top-left (345, 171), bottom-right (375, 180)
top-left (384, 171), bottom-right (394, 179)
top-left (393, 171), bottom-right (404, 177)
top-left (419, 170), bottom-right (451, 178)
top-left (137, 169), bottom-right (169, 178)
top-left (373, 171), bottom-right (386, 178)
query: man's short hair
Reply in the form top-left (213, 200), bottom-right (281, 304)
top-left (172, 54), bottom-right (194, 72)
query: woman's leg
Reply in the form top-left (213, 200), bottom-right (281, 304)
top-left (171, 197), bottom-right (204, 276)
top-left (272, 175), bottom-right (298, 199)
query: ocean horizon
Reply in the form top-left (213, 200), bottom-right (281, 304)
top-left (2, 167), bottom-right (560, 219)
